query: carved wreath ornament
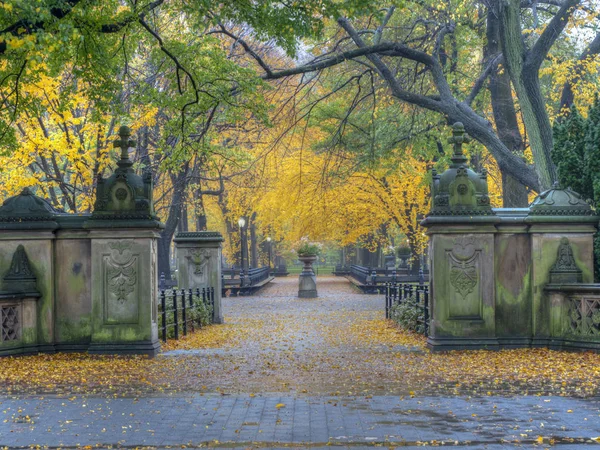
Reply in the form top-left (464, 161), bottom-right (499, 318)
top-left (449, 236), bottom-right (478, 298)
top-left (187, 249), bottom-right (210, 275)
top-left (107, 241), bottom-right (137, 303)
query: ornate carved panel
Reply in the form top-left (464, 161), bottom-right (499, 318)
top-left (549, 238), bottom-right (582, 283)
top-left (568, 296), bottom-right (600, 336)
top-left (103, 241), bottom-right (139, 325)
top-left (446, 236), bottom-right (482, 320)
top-left (1, 305), bottom-right (20, 342)
top-left (187, 249), bottom-right (211, 275)
top-left (186, 248), bottom-right (211, 285)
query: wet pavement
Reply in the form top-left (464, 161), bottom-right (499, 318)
top-left (1, 277), bottom-right (600, 448)
top-left (2, 393), bottom-right (600, 448)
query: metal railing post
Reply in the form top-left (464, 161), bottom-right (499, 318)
top-left (424, 285), bottom-right (430, 336)
top-left (160, 289), bottom-right (167, 342)
top-left (385, 282), bottom-right (390, 319)
top-left (181, 288), bottom-right (187, 336)
top-left (173, 289), bottom-right (179, 340)
top-left (196, 288), bottom-right (202, 328)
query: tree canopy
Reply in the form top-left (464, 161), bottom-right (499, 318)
top-left (0, 0), bottom-right (599, 272)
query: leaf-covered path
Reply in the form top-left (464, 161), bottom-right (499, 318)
top-left (2, 276), bottom-right (600, 447)
top-left (2, 276), bottom-right (600, 398)
top-left (161, 276), bottom-right (423, 396)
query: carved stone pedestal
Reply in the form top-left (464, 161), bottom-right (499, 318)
top-left (88, 230), bottom-right (160, 355)
top-left (174, 231), bottom-right (224, 324)
top-left (298, 255), bottom-right (318, 298)
top-left (86, 126), bottom-right (163, 356)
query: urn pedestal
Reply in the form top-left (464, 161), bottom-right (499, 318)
top-left (298, 255), bottom-right (318, 298)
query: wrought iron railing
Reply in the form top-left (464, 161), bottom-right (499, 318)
top-left (158, 287), bottom-right (215, 342)
top-left (348, 264), bottom-right (428, 293)
top-left (385, 282), bottom-right (430, 336)
top-left (350, 264), bottom-right (371, 284)
top-left (247, 266), bottom-right (270, 285)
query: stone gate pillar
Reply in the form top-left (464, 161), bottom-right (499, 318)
top-left (0, 189), bottom-right (58, 355)
top-left (85, 126), bottom-right (164, 356)
top-left (421, 123), bottom-right (499, 351)
top-left (526, 185), bottom-right (598, 347)
top-left (174, 231), bottom-right (224, 324)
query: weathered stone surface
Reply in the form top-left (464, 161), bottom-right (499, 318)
top-left (85, 126), bottom-right (163, 229)
top-left (0, 125), bottom-right (165, 357)
top-left (174, 231), bottom-right (224, 324)
top-left (0, 236), bottom-right (54, 355)
top-left (427, 231), bottom-right (497, 350)
top-left (298, 256), bottom-right (318, 298)
top-left (88, 231), bottom-right (160, 356)
top-left (298, 273), bottom-right (318, 298)
top-left (54, 231), bottom-right (92, 349)
top-left (0, 188), bottom-right (60, 230)
top-left (494, 230), bottom-right (532, 345)
top-left (422, 123), bottom-right (600, 352)
top-left (529, 183), bottom-right (596, 218)
top-left (427, 123), bottom-right (495, 219)
top-left (1, 245), bottom-right (39, 295)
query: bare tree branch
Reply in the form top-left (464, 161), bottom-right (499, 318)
top-left (526, 0), bottom-right (580, 71)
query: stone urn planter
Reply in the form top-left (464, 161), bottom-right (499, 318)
top-left (298, 255), bottom-right (318, 298)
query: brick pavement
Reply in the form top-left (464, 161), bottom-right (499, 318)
top-left (1, 394), bottom-right (599, 448)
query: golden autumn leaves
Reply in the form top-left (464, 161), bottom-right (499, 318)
top-left (2, 311), bottom-right (600, 398)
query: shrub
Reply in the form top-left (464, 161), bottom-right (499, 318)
top-left (296, 241), bottom-right (322, 256)
top-left (158, 295), bottom-right (214, 339)
top-left (390, 295), bottom-right (427, 335)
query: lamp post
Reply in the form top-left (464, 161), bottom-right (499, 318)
top-left (266, 236), bottom-right (272, 273)
top-left (238, 217), bottom-right (249, 286)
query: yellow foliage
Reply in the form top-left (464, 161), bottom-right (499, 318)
top-left (0, 70), bottom-right (159, 213)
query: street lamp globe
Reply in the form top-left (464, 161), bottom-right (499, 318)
top-left (266, 236), bottom-right (272, 242)
top-left (238, 217), bottom-right (246, 228)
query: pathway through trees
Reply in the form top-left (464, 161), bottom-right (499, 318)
top-left (162, 276), bottom-right (422, 395)
top-left (2, 276), bottom-right (600, 399)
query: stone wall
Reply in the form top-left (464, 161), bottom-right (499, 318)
top-left (422, 123), bottom-right (600, 352)
top-left (0, 126), bottom-right (165, 357)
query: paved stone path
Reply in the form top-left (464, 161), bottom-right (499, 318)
top-left (162, 276), bottom-right (421, 395)
top-left (2, 394), bottom-right (600, 448)
top-left (1, 277), bottom-right (600, 448)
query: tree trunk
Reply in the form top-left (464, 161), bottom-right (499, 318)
top-left (497, 0), bottom-right (557, 190)
top-left (195, 189), bottom-right (207, 231)
top-left (217, 192), bottom-right (237, 267)
top-left (157, 167), bottom-right (188, 280)
top-left (486, 10), bottom-right (529, 207)
top-left (178, 204), bottom-right (188, 232)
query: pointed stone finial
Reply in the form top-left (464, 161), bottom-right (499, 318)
top-left (113, 125), bottom-right (136, 167)
top-left (448, 122), bottom-right (471, 166)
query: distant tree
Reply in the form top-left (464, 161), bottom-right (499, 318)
top-left (552, 96), bottom-right (600, 279)
top-left (552, 106), bottom-right (588, 197)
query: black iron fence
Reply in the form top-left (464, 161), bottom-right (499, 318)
top-left (385, 282), bottom-right (430, 336)
top-left (247, 266), bottom-right (270, 285)
top-left (222, 266), bottom-right (272, 296)
top-left (346, 264), bottom-right (429, 293)
top-left (350, 264), bottom-right (370, 284)
top-left (158, 287), bottom-right (215, 342)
